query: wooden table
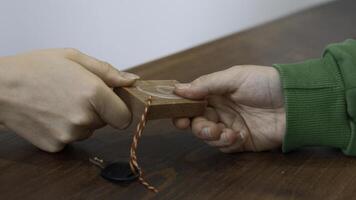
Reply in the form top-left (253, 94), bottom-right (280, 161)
top-left (1, 1), bottom-right (356, 199)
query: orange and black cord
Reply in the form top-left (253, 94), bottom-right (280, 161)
top-left (129, 96), bottom-right (158, 193)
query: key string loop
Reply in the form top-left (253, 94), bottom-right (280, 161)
top-left (129, 95), bottom-right (158, 193)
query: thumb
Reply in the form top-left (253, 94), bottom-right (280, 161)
top-left (174, 68), bottom-right (242, 99)
top-left (91, 84), bottom-right (132, 129)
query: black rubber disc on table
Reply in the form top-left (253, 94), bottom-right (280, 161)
top-left (101, 162), bottom-right (139, 182)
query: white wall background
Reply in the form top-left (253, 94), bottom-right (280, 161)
top-left (0, 0), bottom-right (334, 70)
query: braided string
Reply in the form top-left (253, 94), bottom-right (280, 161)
top-left (129, 96), bottom-right (158, 193)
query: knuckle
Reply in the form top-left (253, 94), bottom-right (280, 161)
top-left (225, 134), bottom-right (237, 146)
top-left (57, 133), bottom-right (74, 144)
top-left (230, 65), bottom-right (247, 71)
top-left (55, 130), bottom-right (77, 144)
top-left (194, 75), bottom-right (208, 85)
top-left (45, 143), bottom-right (66, 153)
top-left (101, 61), bottom-right (112, 70)
top-left (100, 61), bottom-right (115, 78)
top-left (63, 48), bottom-right (81, 57)
top-left (69, 114), bottom-right (91, 126)
top-left (230, 65), bottom-right (242, 70)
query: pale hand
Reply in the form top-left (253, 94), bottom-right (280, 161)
top-left (174, 65), bottom-right (286, 153)
top-left (0, 48), bottom-right (139, 152)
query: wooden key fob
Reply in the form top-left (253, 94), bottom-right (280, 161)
top-left (114, 80), bottom-right (207, 120)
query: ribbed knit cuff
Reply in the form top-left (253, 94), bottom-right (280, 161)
top-left (273, 53), bottom-right (351, 153)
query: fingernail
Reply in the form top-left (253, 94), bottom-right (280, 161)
top-left (175, 83), bottom-right (191, 90)
top-left (239, 131), bottom-right (245, 140)
top-left (123, 73), bottom-right (140, 80)
top-left (222, 132), bottom-right (229, 142)
top-left (201, 127), bottom-right (211, 138)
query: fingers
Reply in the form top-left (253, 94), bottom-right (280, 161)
top-left (91, 83), bottom-right (132, 130)
top-left (208, 128), bottom-right (246, 149)
top-left (205, 128), bottom-right (237, 147)
top-left (173, 118), bottom-right (190, 129)
top-left (62, 48), bottom-right (139, 87)
top-left (191, 117), bottom-right (224, 141)
top-left (173, 107), bottom-right (218, 130)
top-left (36, 138), bottom-right (66, 153)
top-left (174, 67), bottom-right (244, 99)
top-left (189, 115), bottom-right (248, 153)
top-left (175, 114), bottom-right (247, 153)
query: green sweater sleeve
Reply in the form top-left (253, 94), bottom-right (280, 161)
top-left (273, 39), bottom-right (356, 155)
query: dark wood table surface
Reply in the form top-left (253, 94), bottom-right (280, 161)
top-left (1, 1), bottom-right (356, 199)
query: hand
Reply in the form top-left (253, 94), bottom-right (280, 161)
top-left (174, 65), bottom-right (286, 153)
top-left (0, 48), bottom-right (139, 152)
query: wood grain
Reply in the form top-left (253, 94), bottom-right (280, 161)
top-left (114, 80), bottom-right (206, 120)
top-left (1, 1), bottom-right (356, 199)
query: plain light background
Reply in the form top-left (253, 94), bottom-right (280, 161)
top-left (0, 0), bottom-right (334, 70)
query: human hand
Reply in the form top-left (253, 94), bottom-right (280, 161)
top-left (0, 48), bottom-right (139, 152)
top-left (174, 65), bottom-right (286, 153)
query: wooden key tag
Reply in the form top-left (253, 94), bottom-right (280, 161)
top-left (114, 80), bottom-right (207, 120)
top-left (110, 80), bottom-right (207, 192)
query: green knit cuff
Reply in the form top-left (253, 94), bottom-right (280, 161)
top-left (273, 53), bottom-right (351, 153)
